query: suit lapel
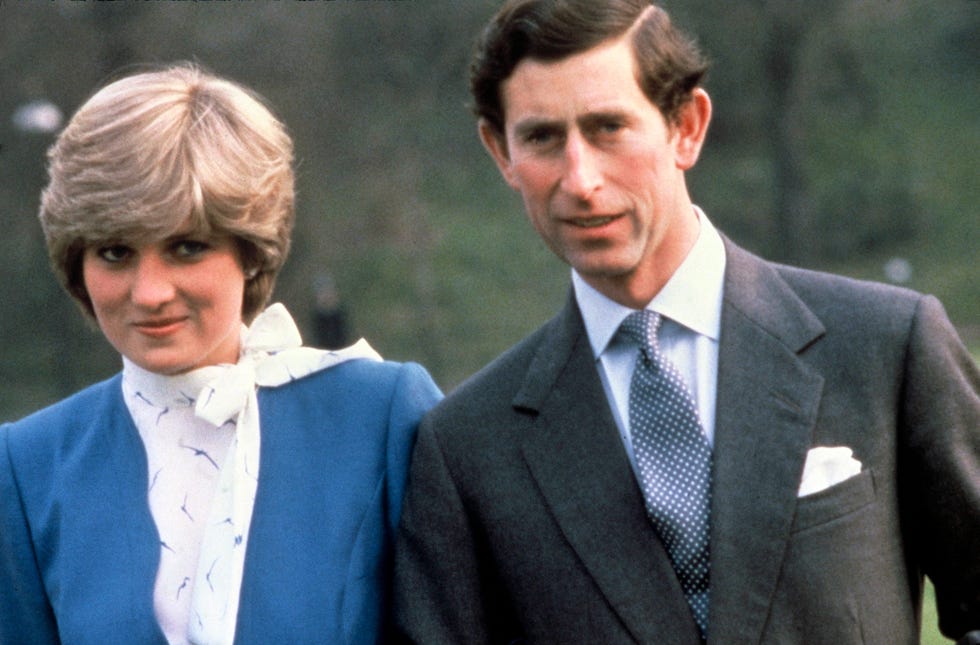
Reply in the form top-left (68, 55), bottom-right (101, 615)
top-left (517, 296), bottom-right (702, 643)
top-left (707, 240), bottom-right (826, 642)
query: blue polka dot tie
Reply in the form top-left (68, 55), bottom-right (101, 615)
top-left (621, 310), bottom-right (712, 638)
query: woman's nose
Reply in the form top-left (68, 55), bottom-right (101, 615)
top-left (130, 252), bottom-right (176, 307)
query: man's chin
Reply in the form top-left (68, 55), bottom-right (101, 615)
top-left (567, 256), bottom-right (636, 281)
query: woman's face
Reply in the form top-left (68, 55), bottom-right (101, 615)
top-left (82, 227), bottom-right (246, 375)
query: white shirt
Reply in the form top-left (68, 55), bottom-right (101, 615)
top-left (122, 359), bottom-right (235, 645)
top-left (572, 207), bottom-right (726, 469)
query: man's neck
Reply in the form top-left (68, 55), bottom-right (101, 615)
top-left (582, 208), bottom-right (702, 309)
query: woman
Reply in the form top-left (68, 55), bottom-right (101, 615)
top-left (0, 64), bottom-right (442, 644)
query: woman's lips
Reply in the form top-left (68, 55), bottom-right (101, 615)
top-left (133, 317), bottom-right (187, 337)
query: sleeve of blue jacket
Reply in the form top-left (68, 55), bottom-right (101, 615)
top-left (1, 424), bottom-right (61, 644)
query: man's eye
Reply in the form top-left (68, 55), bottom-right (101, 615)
top-left (597, 120), bottom-right (624, 135)
top-left (524, 129), bottom-right (560, 147)
top-left (96, 245), bottom-right (132, 263)
top-left (172, 240), bottom-right (210, 258)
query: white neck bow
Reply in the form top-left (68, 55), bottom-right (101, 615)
top-left (193, 302), bottom-right (381, 427)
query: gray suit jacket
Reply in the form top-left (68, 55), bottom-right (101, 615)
top-left (394, 239), bottom-right (979, 644)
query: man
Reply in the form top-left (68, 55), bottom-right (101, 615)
top-left (393, 1), bottom-right (980, 642)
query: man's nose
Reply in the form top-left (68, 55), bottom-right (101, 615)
top-left (130, 252), bottom-right (176, 307)
top-left (559, 133), bottom-right (603, 200)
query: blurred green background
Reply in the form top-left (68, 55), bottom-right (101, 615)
top-left (1, 2), bottom-right (975, 640)
top-left (2, 1), bottom-right (976, 409)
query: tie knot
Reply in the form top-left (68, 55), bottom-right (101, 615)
top-left (619, 310), bottom-right (662, 353)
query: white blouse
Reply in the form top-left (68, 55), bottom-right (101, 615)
top-left (123, 360), bottom-right (234, 645)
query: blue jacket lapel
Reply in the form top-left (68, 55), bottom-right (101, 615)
top-left (94, 378), bottom-right (169, 643)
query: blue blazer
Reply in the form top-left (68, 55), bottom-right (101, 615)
top-left (1, 359), bottom-right (442, 644)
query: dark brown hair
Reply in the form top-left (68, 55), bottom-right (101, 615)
top-left (470, 0), bottom-right (709, 134)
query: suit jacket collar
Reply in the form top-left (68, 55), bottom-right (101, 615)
top-left (511, 238), bottom-right (826, 643)
top-left (708, 237), bottom-right (825, 642)
top-left (515, 293), bottom-right (704, 642)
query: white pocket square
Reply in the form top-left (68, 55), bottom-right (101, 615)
top-left (798, 446), bottom-right (862, 497)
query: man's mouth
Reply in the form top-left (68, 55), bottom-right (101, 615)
top-left (569, 214), bottom-right (620, 228)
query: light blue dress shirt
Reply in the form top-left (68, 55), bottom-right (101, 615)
top-left (572, 207), bottom-right (726, 470)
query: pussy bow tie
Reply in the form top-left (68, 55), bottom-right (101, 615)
top-left (193, 302), bottom-right (381, 427)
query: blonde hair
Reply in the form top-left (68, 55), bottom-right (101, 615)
top-left (39, 63), bottom-right (295, 323)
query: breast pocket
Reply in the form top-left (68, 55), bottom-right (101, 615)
top-left (790, 468), bottom-right (876, 533)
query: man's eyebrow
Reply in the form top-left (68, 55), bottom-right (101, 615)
top-left (512, 109), bottom-right (634, 137)
top-left (579, 109), bottom-right (632, 126)
top-left (512, 118), bottom-right (563, 139)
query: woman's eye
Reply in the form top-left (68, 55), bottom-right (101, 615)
top-left (96, 245), bottom-right (132, 263)
top-left (172, 240), bottom-right (210, 258)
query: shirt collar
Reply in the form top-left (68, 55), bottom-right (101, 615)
top-left (573, 206), bottom-right (726, 359)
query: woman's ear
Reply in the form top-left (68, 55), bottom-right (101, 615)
top-left (672, 88), bottom-right (712, 171)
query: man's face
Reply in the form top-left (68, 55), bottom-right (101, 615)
top-left (482, 33), bottom-right (708, 306)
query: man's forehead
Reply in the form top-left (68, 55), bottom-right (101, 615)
top-left (500, 36), bottom-right (646, 127)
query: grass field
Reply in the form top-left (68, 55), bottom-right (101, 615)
top-left (922, 581), bottom-right (951, 644)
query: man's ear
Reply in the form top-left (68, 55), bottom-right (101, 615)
top-left (672, 88), bottom-right (712, 171)
top-left (478, 119), bottom-right (520, 190)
